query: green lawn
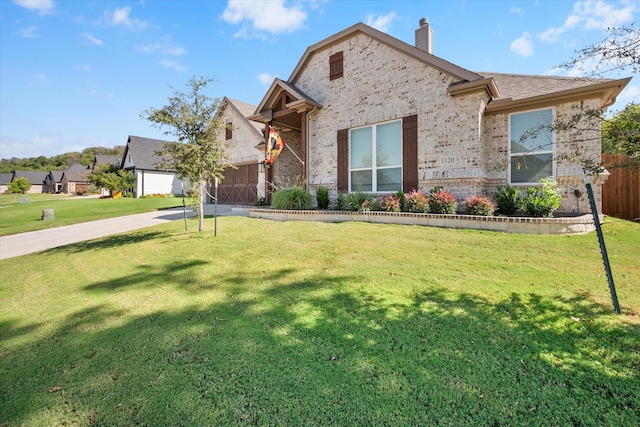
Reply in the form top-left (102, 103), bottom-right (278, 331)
top-left (1, 217), bottom-right (638, 426)
top-left (0, 195), bottom-right (183, 236)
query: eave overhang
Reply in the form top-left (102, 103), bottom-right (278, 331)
top-left (447, 78), bottom-right (500, 100)
top-left (485, 77), bottom-right (632, 114)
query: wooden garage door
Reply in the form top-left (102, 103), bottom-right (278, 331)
top-left (216, 163), bottom-right (258, 205)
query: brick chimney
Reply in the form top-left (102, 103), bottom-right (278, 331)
top-left (415, 17), bottom-right (433, 54)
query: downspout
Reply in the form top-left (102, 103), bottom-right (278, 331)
top-left (306, 106), bottom-right (318, 190)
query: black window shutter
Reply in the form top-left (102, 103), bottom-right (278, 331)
top-left (337, 128), bottom-right (349, 192)
top-left (402, 115), bottom-right (418, 192)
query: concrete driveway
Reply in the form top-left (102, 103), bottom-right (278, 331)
top-left (0, 204), bottom-right (249, 260)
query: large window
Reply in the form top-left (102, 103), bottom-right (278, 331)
top-left (509, 108), bottom-right (554, 184)
top-left (350, 120), bottom-right (402, 192)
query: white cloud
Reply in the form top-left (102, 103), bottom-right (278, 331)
top-left (258, 72), bottom-right (275, 84)
top-left (17, 25), bottom-right (39, 38)
top-left (540, 0), bottom-right (637, 42)
top-left (510, 32), bottom-right (534, 57)
top-left (616, 84), bottom-right (639, 107)
top-left (221, 0), bottom-right (307, 37)
top-left (104, 6), bottom-right (148, 31)
top-left (509, 7), bottom-right (524, 15)
top-left (77, 64), bottom-right (92, 72)
top-left (138, 42), bottom-right (187, 56)
top-left (79, 33), bottom-right (104, 46)
top-left (160, 59), bottom-right (188, 72)
top-left (13, 0), bottom-right (54, 15)
top-left (365, 12), bottom-right (397, 33)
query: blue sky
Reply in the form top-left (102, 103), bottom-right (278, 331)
top-left (1, 0), bottom-right (638, 159)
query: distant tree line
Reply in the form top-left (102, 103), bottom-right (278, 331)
top-left (0, 146), bottom-right (125, 173)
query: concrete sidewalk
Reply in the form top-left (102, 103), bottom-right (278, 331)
top-left (0, 204), bottom-right (250, 260)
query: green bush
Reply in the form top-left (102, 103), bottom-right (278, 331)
top-left (254, 197), bottom-right (266, 206)
top-left (341, 192), bottom-right (377, 212)
top-left (520, 177), bottom-right (562, 218)
top-left (494, 185), bottom-right (521, 216)
top-left (271, 187), bottom-right (313, 210)
top-left (464, 195), bottom-right (496, 216)
top-left (316, 186), bottom-right (329, 209)
top-left (8, 177), bottom-right (31, 194)
top-left (429, 188), bottom-right (458, 214)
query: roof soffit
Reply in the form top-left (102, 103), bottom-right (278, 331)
top-left (288, 22), bottom-right (483, 85)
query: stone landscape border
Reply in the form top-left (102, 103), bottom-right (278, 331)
top-left (249, 209), bottom-right (597, 235)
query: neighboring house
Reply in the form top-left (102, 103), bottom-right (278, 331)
top-left (61, 164), bottom-right (91, 195)
top-left (121, 135), bottom-right (188, 197)
top-left (0, 173), bottom-right (13, 194)
top-left (43, 170), bottom-right (64, 193)
top-left (248, 20), bottom-right (630, 213)
top-left (12, 170), bottom-right (47, 194)
top-left (212, 97), bottom-right (266, 204)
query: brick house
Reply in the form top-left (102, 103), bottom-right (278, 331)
top-left (211, 97), bottom-right (265, 204)
top-left (61, 164), bottom-right (90, 195)
top-left (249, 20), bottom-right (630, 213)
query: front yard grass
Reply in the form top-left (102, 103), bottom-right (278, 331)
top-left (1, 217), bottom-right (638, 426)
top-left (0, 195), bottom-right (183, 236)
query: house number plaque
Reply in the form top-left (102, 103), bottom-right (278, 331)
top-left (439, 156), bottom-right (456, 165)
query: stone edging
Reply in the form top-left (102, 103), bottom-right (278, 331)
top-left (248, 209), bottom-right (597, 235)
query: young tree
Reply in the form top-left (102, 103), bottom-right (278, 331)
top-left (556, 24), bottom-right (639, 170)
top-left (140, 76), bottom-right (229, 232)
top-left (559, 23), bottom-right (639, 76)
top-left (88, 163), bottom-right (135, 196)
top-left (8, 177), bottom-right (31, 194)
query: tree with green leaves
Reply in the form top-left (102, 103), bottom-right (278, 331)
top-left (88, 163), bottom-right (135, 196)
top-left (602, 102), bottom-right (640, 170)
top-left (140, 76), bottom-right (229, 232)
top-left (8, 177), bottom-right (31, 194)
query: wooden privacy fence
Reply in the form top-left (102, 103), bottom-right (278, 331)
top-left (602, 154), bottom-right (640, 221)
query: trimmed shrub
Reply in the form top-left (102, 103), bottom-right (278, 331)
top-left (379, 194), bottom-right (402, 212)
top-left (464, 195), bottom-right (496, 216)
top-left (271, 187), bottom-right (313, 210)
top-left (429, 188), bottom-right (458, 214)
top-left (316, 186), bottom-right (329, 209)
top-left (520, 177), bottom-right (561, 218)
top-left (404, 189), bottom-right (430, 213)
top-left (494, 185), bottom-right (521, 216)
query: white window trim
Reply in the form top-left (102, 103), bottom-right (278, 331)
top-left (348, 119), bottom-right (402, 193)
top-left (508, 107), bottom-right (556, 185)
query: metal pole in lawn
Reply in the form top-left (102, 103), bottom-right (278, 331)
top-left (214, 177), bottom-right (218, 237)
top-left (181, 183), bottom-right (188, 232)
top-left (584, 170), bottom-right (620, 315)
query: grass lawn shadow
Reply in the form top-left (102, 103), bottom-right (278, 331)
top-left (2, 265), bottom-right (639, 426)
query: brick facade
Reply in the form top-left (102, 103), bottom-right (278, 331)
top-left (249, 23), bottom-right (629, 214)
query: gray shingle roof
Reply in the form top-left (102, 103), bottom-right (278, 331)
top-left (0, 173), bottom-right (13, 185)
top-left (13, 170), bottom-right (47, 185)
top-left (124, 135), bottom-right (175, 171)
top-left (63, 164), bottom-right (90, 182)
top-left (476, 72), bottom-right (616, 102)
top-left (94, 155), bottom-right (122, 168)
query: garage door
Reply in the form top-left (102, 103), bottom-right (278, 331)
top-left (215, 163), bottom-right (258, 205)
